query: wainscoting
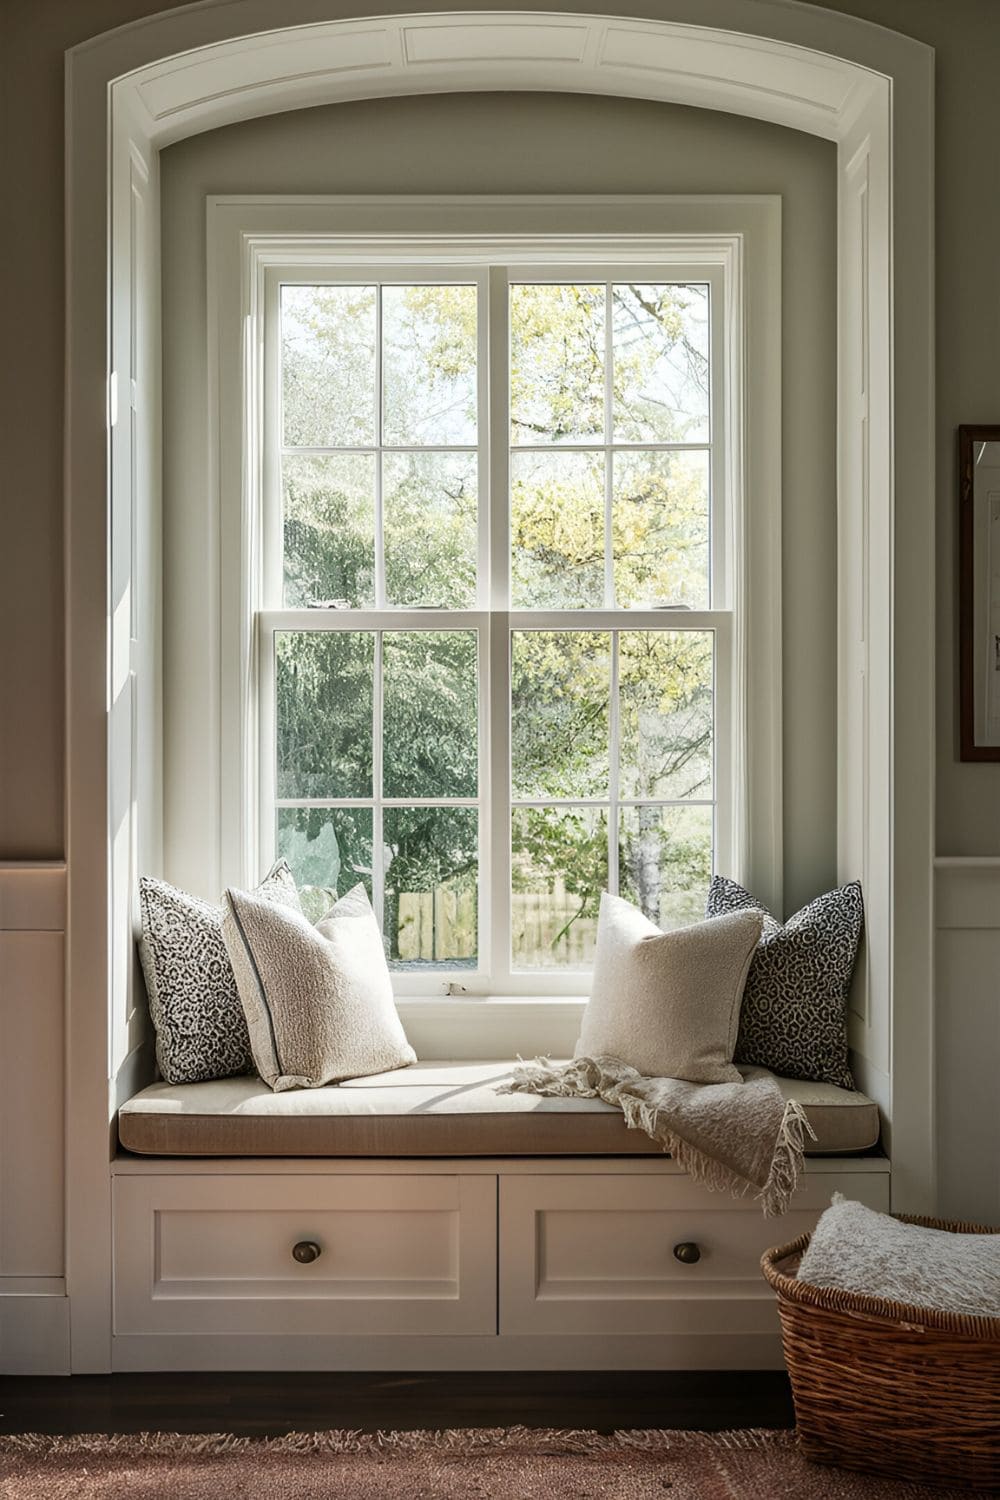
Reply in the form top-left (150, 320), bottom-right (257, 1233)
top-left (935, 858), bottom-right (1000, 1224)
top-left (0, 863), bottom-right (70, 1373)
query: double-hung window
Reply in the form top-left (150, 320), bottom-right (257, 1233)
top-left (257, 252), bottom-right (736, 995)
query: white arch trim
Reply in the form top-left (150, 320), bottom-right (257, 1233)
top-left (63, 1), bottom-right (934, 1371)
top-left (127, 11), bottom-right (878, 144)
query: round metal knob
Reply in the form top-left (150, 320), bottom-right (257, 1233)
top-left (292, 1240), bottom-right (322, 1265)
top-left (673, 1241), bottom-right (702, 1265)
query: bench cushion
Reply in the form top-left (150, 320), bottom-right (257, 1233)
top-left (118, 1061), bottom-right (880, 1158)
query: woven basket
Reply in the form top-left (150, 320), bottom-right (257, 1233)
top-left (762, 1215), bottom-right (1000, 1491)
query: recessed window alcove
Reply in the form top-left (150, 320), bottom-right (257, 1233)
top-left (63, 2), bottom-right (934, 1370)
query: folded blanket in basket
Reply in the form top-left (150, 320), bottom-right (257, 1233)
top-left (797, 1194), bottom-right (1000, 1318)
top-left (500, 1056), bottom-right (814, 1217)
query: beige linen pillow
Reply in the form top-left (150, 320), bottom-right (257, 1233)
top-left (222, 882), bottom-right (416, 1091)
top-left (576, 893), bottom-right (763, 1083)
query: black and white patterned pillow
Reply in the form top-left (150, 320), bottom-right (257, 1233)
top-left (705, 876), bottom-right (864, 1089)
top-left (138, 862), bottom-right (302, 1084)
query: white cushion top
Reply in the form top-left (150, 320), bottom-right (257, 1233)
top-left (118, 1059), bottom-right (879, 1158)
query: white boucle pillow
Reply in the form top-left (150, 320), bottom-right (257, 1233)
top-left (575, 893), bottom-right (763, 1084)
top-left (222, 882), bottom-right (416, 1091)
top-left (798, 1195), bottom-right (1000, 1319)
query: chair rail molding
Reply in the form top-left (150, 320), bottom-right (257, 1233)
top-left (63, 1), bottom-right (935, 1371)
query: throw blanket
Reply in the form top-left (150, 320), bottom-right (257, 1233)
top-left (500, 1056), bottom-right (815, 1216)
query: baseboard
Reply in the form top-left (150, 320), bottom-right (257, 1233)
top-left (110, 1332), bottom-right (785, 1372)
top-left (0, 1289), bottom-right (71, 1375)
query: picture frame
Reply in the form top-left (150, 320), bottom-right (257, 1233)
top-left (958, 424), bottom-right (1000, 760)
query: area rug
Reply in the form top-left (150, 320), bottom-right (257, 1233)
top-left (0, 1428), bottom-right (992, 1499)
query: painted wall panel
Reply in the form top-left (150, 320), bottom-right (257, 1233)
top-left (935, 862), bottom-right (1000, 1225)
top-left (0, 930), bottom-right (64, 1275)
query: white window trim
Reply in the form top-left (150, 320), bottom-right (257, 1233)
top-left (197, 195), bottom-right (781, 1003)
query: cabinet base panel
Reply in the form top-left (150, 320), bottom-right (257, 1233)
top-left (110, 1332), bottom-right (787, 1372)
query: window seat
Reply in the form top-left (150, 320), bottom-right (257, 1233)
top-left (118, 1060), bottom-right (880, 1158)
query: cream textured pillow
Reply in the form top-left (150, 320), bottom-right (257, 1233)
top-left (222, 883), bottom-right (416, 1091)
top-left (576, 893), bottom-right (763, 1083)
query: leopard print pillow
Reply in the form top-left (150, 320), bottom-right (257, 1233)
top-left (138, 862), bottom-right (302, 1085)
top-left (705, 876), bottom-right (863, 1089)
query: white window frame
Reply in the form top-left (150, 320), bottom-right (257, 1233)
top-left (202, 198), bottom-right (782, 1003)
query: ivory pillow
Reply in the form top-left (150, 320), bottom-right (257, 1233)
top-left (576, 893), bottom-right (763, 1083)
top-left (222, 882), bottom-right (416, 1091)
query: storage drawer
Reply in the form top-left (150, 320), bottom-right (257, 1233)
top-left (114, 1173), bottom-right (496, 1335)
top-left (500, 1171), bottom-right (889, 1336)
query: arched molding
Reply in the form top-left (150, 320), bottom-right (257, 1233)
top-left (63, 0), bottom-right (935, 1371)
top-left (123, 11), bottom-right (879, 146)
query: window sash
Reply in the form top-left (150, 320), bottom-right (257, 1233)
top-left (258, 608), bottom-right (732, 994)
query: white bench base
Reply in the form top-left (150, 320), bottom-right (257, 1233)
top-left (110, 1154), bottom-right (889, 1371)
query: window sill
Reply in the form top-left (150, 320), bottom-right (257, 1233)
top-left (394, 995), bottom-right (585, 1060)
top-left (395, 994), bottom-right (587, 1006)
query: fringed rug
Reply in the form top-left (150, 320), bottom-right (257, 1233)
top-left (0, 1428), bottom-right (991, 1499)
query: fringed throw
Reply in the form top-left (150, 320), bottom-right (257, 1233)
top-left (500, 1057), bottom-right (814, 1216)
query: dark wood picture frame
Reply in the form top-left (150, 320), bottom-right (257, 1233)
top-left (958, 424), bottom-right (1000, 760)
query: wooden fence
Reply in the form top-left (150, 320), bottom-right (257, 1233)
top-left (396, 880), bottom-right (598, 967)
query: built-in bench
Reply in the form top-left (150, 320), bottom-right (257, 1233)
top-left (118, 1059), bottom-right (880, 1157)
top-left (111, 1061), bottom-right (887, 1369)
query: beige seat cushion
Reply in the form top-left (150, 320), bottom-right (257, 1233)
top-left (118, 1060), bottom-right (880, 1158)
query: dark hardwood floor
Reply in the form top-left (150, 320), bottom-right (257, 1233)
top-left (0, 1371), bottom-right (793, 1436)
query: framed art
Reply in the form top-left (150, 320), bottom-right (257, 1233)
top-left (959, 424), bottom-right (1000, 759)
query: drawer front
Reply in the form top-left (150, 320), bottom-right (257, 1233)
top-left (115, 1174), bottom-right (496, 1335)
top-left (500, 1172), bottom-right (889, 1335)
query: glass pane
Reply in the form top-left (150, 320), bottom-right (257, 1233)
top-left (612, 449), bottom-right (710, 609)
top-left (383, 451), bottom-right (477, 607)
top-left (511, 450), bottom-right (605, 608)
top-left (282, 453), bottom-right (375, 608)
top-left (510, 284), bottom-right (605, 445)
top-left (618, 804), bottom-right (713, 930)
top-left (382, 632), bottom-right (478, 799)
top-left (383, 807), bottom-right (478, 968)
top-left (276, 807), bottom-right (374, 923)
top-left (511, 632), bottom-right (610, 800)
top-left (619, 630), bottom-right (714, 801)
top-left (612, 283), bottom-right (710, 443)
top-left (281, 285), bottom-right (376, 448)
top-left (275, 631), bottom-right (373, 798)
top-left (382, 285), bottom-right (478, 446)
top-left (511, 807), bottom-right (607, 970)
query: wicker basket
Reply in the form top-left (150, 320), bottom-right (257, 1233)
top-left (762, 1215), bottom-right (1000, 1491)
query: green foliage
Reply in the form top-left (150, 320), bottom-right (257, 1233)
top-left (276, 632), bottom-right (373, 798)
top-left (383, 632), bottom-right (478, 799)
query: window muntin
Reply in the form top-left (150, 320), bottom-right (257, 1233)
top-left (278, 282), bottom-right (480, 610)
top-left (259, 262), bottom-right (731, 991)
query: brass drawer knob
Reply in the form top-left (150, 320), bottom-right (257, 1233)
top-left (292, 1240), bottom-right (322, 1265)
top-left (673, 1241), bottom-right (702, 1265)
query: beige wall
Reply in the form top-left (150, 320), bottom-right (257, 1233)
top-left (160, 94), bottom-right (837, 912)
top-left (3, 0), bottom-right (1000, 869)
